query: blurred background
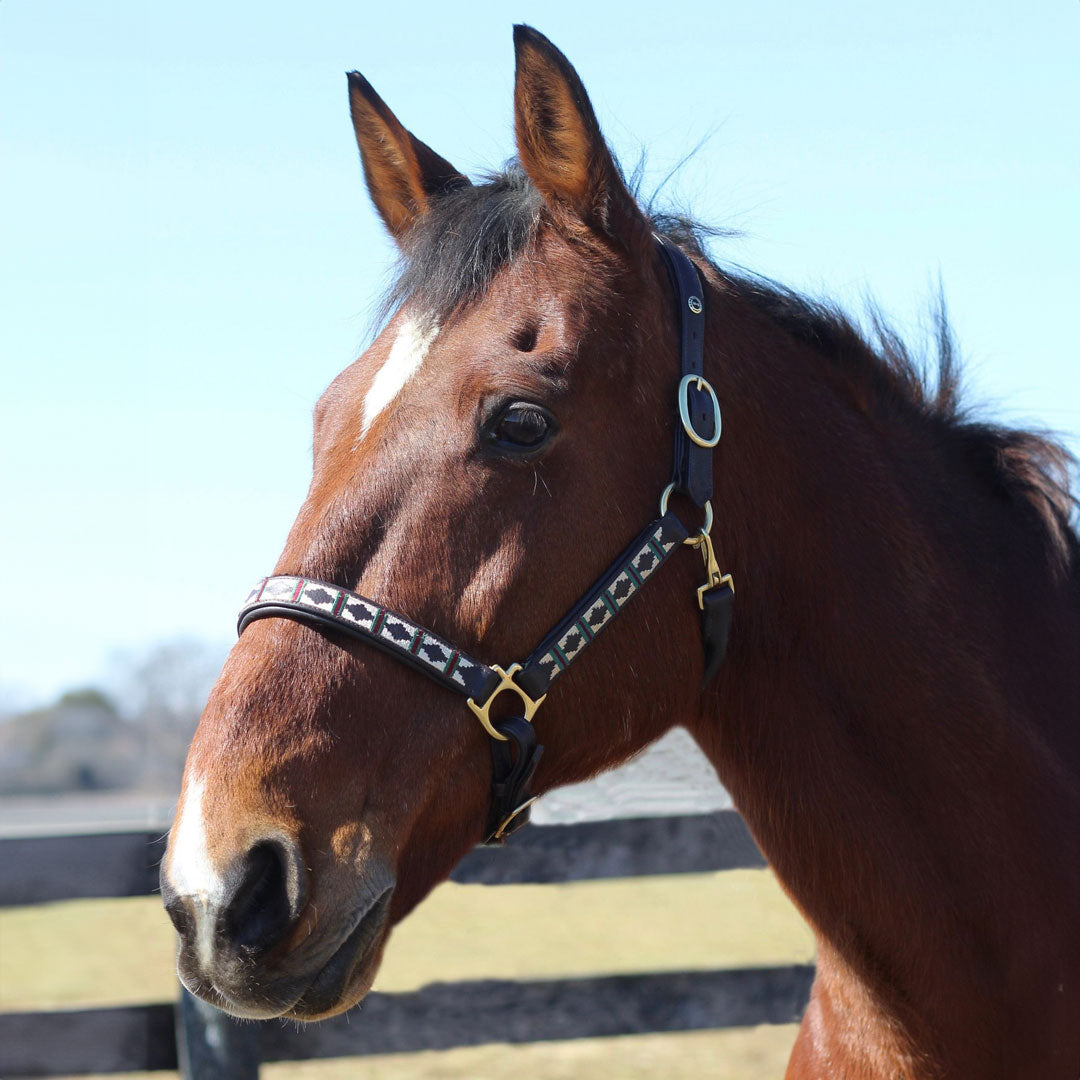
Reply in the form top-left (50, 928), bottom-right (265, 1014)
top-left (2, 0), bottom-right (1076, 1076)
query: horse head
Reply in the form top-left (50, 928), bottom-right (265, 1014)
top-left (162, 27), bottom-right (717, 1020)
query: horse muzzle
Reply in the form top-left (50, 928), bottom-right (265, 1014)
top-left (162, 834), bottom-right (394, 1019)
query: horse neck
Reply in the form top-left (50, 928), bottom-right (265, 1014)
top-left (685, 277), bottom-right (1080, 1071)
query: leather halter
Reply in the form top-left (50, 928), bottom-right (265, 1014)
top-left (238, 235), bottom-right (734, 843)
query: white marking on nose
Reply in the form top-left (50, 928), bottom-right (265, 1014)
top-left (167, 775), bottom-right (226, 905)
top-left (360, 318), bottom-right (438, 437)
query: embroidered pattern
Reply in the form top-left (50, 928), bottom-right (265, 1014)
top-left (239, 517), bottom-right (684, 706)
top-left (239, 576), bottom-right (484, 693)
top-left (526, 519), bottom-right (682, 691)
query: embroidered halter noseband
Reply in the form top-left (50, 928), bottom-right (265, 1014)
top-left (238, 236), bottom-right (734, 843)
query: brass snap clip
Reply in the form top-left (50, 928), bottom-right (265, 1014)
top-left (688, 529), bottom-right (734, 610)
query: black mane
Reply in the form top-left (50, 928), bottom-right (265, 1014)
top-left (725, 271), bottom-right (1078, 570)
top-left (382, 165), bottom-right (1077, 568)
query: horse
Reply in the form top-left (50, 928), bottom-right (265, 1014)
top-left (161, 25), bottom-right (1080, 1079)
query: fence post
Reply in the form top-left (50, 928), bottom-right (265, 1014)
top-left (176, 986), bottom-right (261, 1080)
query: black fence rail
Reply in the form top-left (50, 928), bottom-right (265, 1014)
top-left (0, 811), bottom-right (812, 1079)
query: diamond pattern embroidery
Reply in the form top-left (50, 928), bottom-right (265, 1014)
top-left (417, 636), bottom-right (452, 669)
top-left (608, 570), bottom-right (638, 608)
top-left (340, 598), bottom-right (378, 630)
top-left (303, 586), bottom-right (338, 611)
top-left (584, 597), bottom-right (613, 633)
top-left (530, 524), bottom-right (683, 691)
top-left (379, 613), bottom-right (418, 651)
top-left (243, 514), bottom-right (682, 702)
top-left (632, 545), bottom-right (659, 581)
top-left (260, 577), bottom-right (299, 602)
top-left (558, 626), bottom-right (588, 662)
top-left (239, 576), bottom-right (490, 696)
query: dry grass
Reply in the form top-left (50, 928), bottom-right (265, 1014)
top-left (0, 869), bottom-right (813, 1010)
top-left (1, 869), bottom-right (811, 1078)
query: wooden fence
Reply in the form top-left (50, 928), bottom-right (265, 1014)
top-left (0, 811), bottom-right (814, 1078)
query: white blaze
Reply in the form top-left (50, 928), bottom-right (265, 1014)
top-left (361, 318), bottom-right (438, 437)
top-left (167, 775), bottom-right (226, 905)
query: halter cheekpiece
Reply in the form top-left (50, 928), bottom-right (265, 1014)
top-left (238, 235), bottom-right (734, 844)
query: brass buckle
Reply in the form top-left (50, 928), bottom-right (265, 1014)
top-left (677, 374), bottom-right (721, 449)
top-left (491, 796), bottom-right (538, 841)
top-left (467, 663), bottom-right (546, 741)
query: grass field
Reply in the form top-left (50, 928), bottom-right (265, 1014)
top-left (1, 869), bottom-right (813, 1078)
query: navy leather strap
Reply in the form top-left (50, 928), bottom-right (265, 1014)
top-left (700, 578), bottom-right (735, 685)
top-left (656, 235), bottom-right (715, 507)
top-left (238, 511), bottom-right (689, 709)
top-left (516, 513), bottom-right (688, 699)
top-left (238, 576), bottom-right (501, 703)
top-left (485, 716), bottom-right (543, 842)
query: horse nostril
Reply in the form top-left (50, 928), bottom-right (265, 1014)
top-left (221, 837), bottom-right (306, 954)
top-left (163, 895), bottom-right (192, 938)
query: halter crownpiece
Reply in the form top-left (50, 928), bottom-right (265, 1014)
top-left (237, 235), bottom-right (734, 844)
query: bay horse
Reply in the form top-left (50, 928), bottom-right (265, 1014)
top-left (162, 26), bottom-right (1080, 1079)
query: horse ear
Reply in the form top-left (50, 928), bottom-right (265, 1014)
top-left (346, 71), bottom-right (470, 241)
top-left (512, 26), bottom-right (648, 250)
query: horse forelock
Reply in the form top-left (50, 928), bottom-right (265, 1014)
top-left (381, 166), bottom-right (544, 331)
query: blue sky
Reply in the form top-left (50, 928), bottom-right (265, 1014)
top-left (2, 0), bottom-right (1077, 707)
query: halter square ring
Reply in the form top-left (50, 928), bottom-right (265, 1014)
top-left (678, 374), bottom-right (722, 448)
top-left (467, 663), bottom-right (547, 740)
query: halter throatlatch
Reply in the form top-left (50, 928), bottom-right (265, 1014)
top-left (237, 236), bottom-right (734, 844)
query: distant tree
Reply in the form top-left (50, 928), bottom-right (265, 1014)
top-left (0, 638), bottom-right (226, 797)
top-left (57, 687), bottom-right (117, 712)
top-left (0, 687), bottom-right (139, 794)
top-left (115, 638), bottom-right (227, 791)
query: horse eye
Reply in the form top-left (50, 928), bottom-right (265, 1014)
top-left (487, 402), bottom-right (553, 451)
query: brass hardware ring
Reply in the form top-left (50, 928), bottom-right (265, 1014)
top-left (467, 663), bottom-right (546, 741)
top-left (677, 374), bottom-right (721, 448)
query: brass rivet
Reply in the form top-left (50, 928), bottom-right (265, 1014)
top-left (688, 296), bottom-right (703, 314)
